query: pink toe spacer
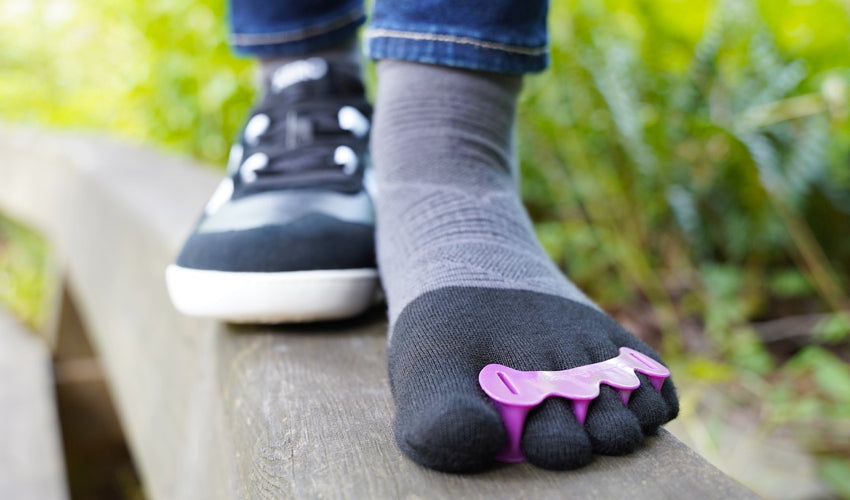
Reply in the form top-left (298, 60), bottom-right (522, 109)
top-left (478, 347), bottom-right (670, 463)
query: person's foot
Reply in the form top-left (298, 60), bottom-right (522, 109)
top-left (167, 57), bottom-right (378, 323)
top-left (372, 61), bottom-right (679, 472)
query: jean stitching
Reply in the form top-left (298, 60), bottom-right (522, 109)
top-left (231, 6), bottom-right (364, 46)
top-left (364, 28), bottom-right (547, 56)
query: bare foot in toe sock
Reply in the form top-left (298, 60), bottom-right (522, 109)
top-left (372, 60), bottom-right (679, 472)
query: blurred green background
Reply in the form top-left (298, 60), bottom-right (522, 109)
top-left (1, 0), bottom-right (849, 497)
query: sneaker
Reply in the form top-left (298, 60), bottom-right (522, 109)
top-left (166, 57), bottom-right (378, 323)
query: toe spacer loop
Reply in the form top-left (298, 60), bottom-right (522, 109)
top-left (478, 347), bottom-right (670, 463)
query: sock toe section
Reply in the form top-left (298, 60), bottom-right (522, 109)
top-left (585, 387), bottom-right (644, 456)
top-left (628, 375), bottom-right (672, 434)
top-left (388, 287), bottom-right (677, 471)
top-left (661, 379), bottom-right (680, 421)
top-left (521, 398), bottom-right (593, 470)
top-left (394, 395), bottom-right (505, 473)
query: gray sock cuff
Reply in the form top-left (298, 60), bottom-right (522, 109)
top-left (376, 59), bottom-right (522, 101)
top-left (373, 60), bottom-right (522, 189)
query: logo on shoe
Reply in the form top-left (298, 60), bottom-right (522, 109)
top-left (271, 57), bottom-right (328, 93)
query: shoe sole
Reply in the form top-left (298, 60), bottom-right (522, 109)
top-left (165, 265), bottom-right (379, 323)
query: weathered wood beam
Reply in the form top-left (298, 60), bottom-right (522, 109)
top-left (0, 126), bottom-right (755, 499)
top-left (0, 307), bottom-right (69, 500)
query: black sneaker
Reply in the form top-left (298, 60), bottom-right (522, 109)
top-left (166, 57), bottom-right (378, 323)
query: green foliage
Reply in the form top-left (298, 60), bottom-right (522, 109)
top-left (519, 0), bottom-right (850, 347)
top-left (0, 215), bottom-right (49, 329)
top-left (0, 0), bottom-right (255, 164)
top-left (765, 345), bottom-right (850, 498)
top-left (813, 312), bottom-right (850, 343)
top-left (820, 457), bottom-right (850, 500)
top-left (784, 346), bottom-right (850, 410)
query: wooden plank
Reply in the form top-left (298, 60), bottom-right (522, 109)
top-left (0, 307), bottom-right (69, 500)
top-left (217, 318), bottom-right (752, 499)
top-left (0, 125), bottom-right (756, 499)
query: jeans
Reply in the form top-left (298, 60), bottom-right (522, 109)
top-left (228, 0), bottom-right (549, 74)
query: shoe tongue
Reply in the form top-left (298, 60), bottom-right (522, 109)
top-left (269, 57), bottom-right (363, 102)
top-left (270, 57), bottom-right (330, 93)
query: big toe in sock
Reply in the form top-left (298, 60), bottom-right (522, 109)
top-left (388, 287), bottom-right (678, 472)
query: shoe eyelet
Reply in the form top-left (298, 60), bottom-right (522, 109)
top-left (244, 114), bottom-right (271, 146)
top-left (338, 106), bottom-right (370, 138)
top-left (240, 152), bottom-right (269, 183)
top-left (334, 145), bottom-right (358, 175)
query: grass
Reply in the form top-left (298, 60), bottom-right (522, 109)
top-left (0, 214), bottom-right (50, 329)
top-left (1, 0), bottom-right (849, 496)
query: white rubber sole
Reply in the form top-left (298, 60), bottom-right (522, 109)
top-left (165, 265), bottom-right (379, 323)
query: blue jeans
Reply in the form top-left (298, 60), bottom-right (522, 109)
top-left (229, 0), bottom-right (548, 74)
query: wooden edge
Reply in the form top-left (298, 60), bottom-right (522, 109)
top-left (0, 306), bottom-right (69, 500)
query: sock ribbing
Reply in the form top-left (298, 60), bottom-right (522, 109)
top-left (371, 60), bottom-right (596, 330)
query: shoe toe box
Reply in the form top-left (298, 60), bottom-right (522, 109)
top-left (176, 211), bottom-right (375, 273)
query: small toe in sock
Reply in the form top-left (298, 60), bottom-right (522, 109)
top-left (627, 375), bottom-right (671, 434)
top-left (394, 395), bottom-right (505, 473)
top-left (521, 398), bottom-right (593, 470)
top-left (661, 379), bottom-right (680, 421)
top-left (585, 387), bottom-right (644, 456)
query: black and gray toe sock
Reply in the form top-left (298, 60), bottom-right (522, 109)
top-left (372, 60), bottom-right (679, 472)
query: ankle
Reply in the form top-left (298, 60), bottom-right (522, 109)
top-left (372, 60), bottom-right (523, 188)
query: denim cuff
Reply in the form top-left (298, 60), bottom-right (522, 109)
top-left (230, 5), bottom-right (365, 57)
top-left (364, 27), bottom-right (548, 74)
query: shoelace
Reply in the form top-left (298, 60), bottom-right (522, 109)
top-left (228, 67), bottom-right (371, 192)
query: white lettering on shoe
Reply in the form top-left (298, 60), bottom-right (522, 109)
top-left (271, 57), bottom-right (328, 93)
